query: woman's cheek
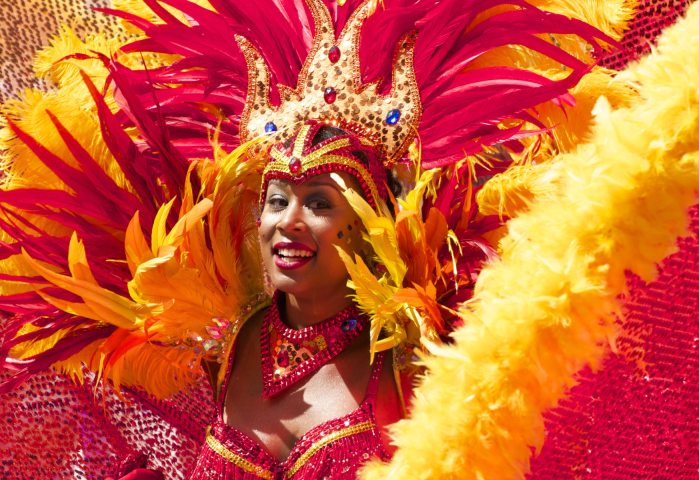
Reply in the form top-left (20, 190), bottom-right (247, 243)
top-left (329, 223), bottom-right (361, 256)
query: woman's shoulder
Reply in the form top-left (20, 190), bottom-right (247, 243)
top-left (205, 304), bottom-right (270, 398)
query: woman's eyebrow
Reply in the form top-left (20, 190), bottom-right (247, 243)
top-left (269, 178), bottom-right (292, 188)
top-left (304, 180), bottom-right (343, 193)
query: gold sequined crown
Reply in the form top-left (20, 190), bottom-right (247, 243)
top-left (237, 0), bottom-right (421, 165)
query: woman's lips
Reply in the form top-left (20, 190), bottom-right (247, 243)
top-left (273, 242), bottom-right (315, 270)
top-left (274, 254), bottom-right (313, 270)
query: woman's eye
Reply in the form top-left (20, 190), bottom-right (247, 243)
top-left (307, 199), bottom-right (331, 210)
top-left (267, 196), bottom-right (288, 209)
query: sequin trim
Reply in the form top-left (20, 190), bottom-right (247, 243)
top-left (260, 291), bottom-right (370, 399)
top-left (285, 420), bottom-right (376, 477)
top-left (293, 124), bottom-right (313, 159)
top-left (302, 138), bottom-right (351, 162)
top-left (205, 426), bottom-right (275, 479)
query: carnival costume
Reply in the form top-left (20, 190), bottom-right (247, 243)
top-left (4, 0), bottom-right (699, 478)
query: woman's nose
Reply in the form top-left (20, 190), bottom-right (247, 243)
top-left (276, 199), bottom-right (307, 232)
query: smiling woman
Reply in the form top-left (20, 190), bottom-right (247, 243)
top-left (191, 121), bottom-right (409, 479)
top-left (259, 126), bottom-right (379, 304)
top-left (261, 173), bottom-right (361, 292)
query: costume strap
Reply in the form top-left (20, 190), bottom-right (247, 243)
top-left (364, 351), bottom-right (387, 405)
top-left (216, 295), bottom-right (273, 409)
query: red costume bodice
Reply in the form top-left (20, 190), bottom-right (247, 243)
top-left (187, 349), bottom-right (391, 479)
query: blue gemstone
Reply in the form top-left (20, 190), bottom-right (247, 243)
top-left (347, 224), bottom-right (352, 231)
top-left (341, 318), bottom-right (358, 332)
top-left (337, 231), bottom-right (343, 239)
top-left (386, 109), bottom-right (401, 125)
top-left (265, 121), bottom-right (277, 134)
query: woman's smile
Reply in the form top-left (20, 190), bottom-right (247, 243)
top-left (273, 241), bottom-right (316, 270)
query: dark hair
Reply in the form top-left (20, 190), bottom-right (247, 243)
top-left (310, 126), bottom-right (402, 217)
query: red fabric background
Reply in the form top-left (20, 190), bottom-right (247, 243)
top-left (530, 5), bottom-right (699, 477)
top-left (530, 205), bottom-right (699, 479)
top-left (0, 362), bottom-right (214, 479)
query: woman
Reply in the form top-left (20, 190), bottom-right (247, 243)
top-left (189, 124), bottom-right (410, 478)
top-left (0, 0), bottom-right (625, 478)
top-left (111, 123), bottom-right (412, 479)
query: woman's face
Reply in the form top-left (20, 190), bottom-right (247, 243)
top-left (258, 172), bottom-right (367, 300)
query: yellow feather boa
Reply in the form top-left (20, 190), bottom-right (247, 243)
top-left (361, 3), bottom-right (699, 479)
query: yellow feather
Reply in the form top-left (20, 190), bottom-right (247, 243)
top-left (22, 248), bottom-right (138, 329)
top-left (476, 164), bottom-right (558, 218)
top-left (163, 197), bottom-right (214, 248)
top-left (125, 211), bottom-right (155, 275)
top-left (151, 198), bottom-right (177, 255)
top-left (33, 287), bottom-right (103, 323)
top-left (10, 323), bottom-right (70, 360)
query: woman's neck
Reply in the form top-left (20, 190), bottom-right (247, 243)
top-left (282, 287), bottom-right (354, 330)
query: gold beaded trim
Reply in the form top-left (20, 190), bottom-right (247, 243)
top-left (206, 426), bottom-right (274, 480)
top-left (303, 138), bottom-right (351, 163)
top-left (262, 154), bottom-right (381, 210)
top-left (269, 147), bottom-right (290, 164)
top-left (269, 138), bottom-right (352, 168)
top-left (293, 124), bottom-right (313, 158)
top-left (286, 420), bottom-right (376, 477)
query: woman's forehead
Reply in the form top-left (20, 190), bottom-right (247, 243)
top-left (267, 172), bottom-right (360, 191)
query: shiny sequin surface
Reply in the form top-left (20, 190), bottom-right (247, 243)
top-left (0, 0), bottom-right (121, 101)
top-left (599, 0), bottom-right (693, 69)
top-left (528, 204), bottom-right (699, 479)
top-left (0, 340), bottom-right (215, 479)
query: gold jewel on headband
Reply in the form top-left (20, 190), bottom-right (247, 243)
top-left (237, 0), bottom-right (421, 166)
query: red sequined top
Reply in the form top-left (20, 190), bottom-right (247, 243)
top-left (187, 349), bottom-right (391, 479)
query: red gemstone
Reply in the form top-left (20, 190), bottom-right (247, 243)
top-left (289, 157), bottom-right (301, 173)
top-left (277, 350), bottom-right (290, 368)
top-left (324, 87), bottom-right (336, 104)
top-left (328, 45), bottom-right (341, 63)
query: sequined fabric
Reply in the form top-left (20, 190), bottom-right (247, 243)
top-left (0, 0), bottom-right (121, 101)
top-left (262, 291), bottom-right (369, 398)
top-left (527, 204), bottom-right (699, 479)
top-left (599, 0), bottom-right (694, 69)
top-left (0, 351), bottom-right (214, 479)
top-left (187, 352), bottom-right (389, 480)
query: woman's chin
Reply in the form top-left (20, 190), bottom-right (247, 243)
top-left (268, 267), bottom-right (312, 294)
top-left (269, 269), bottom-right (337, 299)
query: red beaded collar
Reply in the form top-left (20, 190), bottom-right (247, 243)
top-left (260, 290), bottom-right (369, 399)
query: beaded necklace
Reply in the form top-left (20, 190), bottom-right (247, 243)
top-left (260, 290), bottom-right (369, 398)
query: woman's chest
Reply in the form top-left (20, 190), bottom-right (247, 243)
top-left (222, 320), bottom-right (374, 462)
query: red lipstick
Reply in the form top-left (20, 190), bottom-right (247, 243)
top-left (273, 242), bottom-right (316, 270)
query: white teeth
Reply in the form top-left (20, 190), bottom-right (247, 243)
top-left (277, 248), bottom-right (314, 258)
